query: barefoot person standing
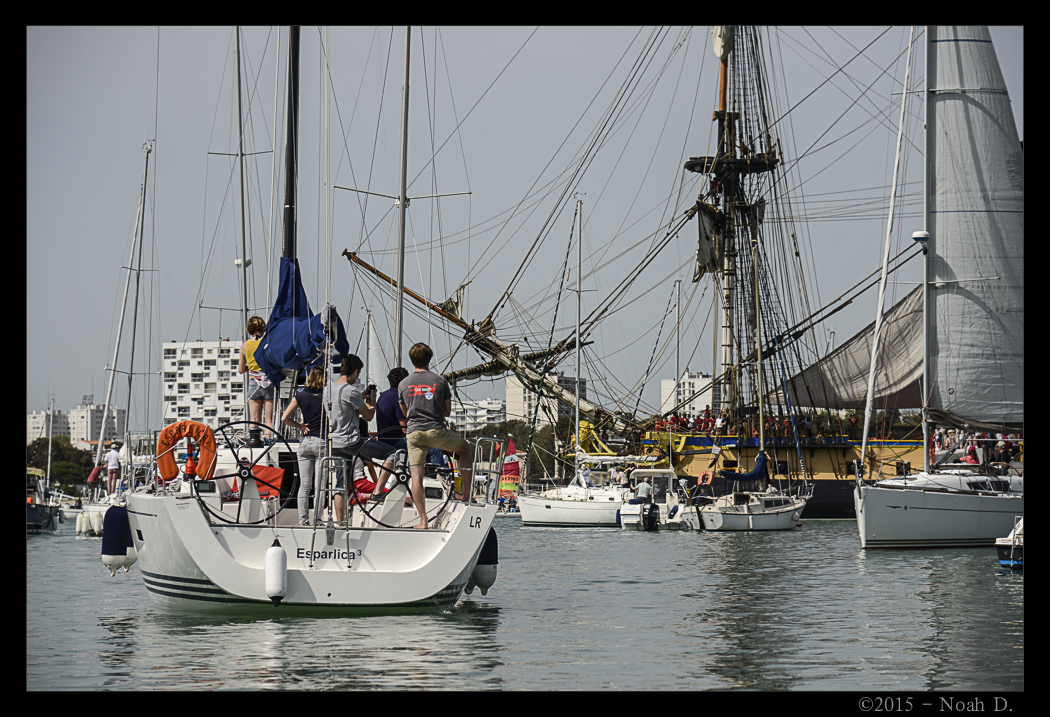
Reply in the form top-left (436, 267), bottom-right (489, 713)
top-left (398, 342), bottom-right (473, 529)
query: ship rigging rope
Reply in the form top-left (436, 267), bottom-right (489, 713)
top-left (486, 27), bottom-right (674, 320)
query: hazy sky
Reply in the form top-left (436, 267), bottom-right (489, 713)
top-left (26, 26), bottom-right (1023, 434)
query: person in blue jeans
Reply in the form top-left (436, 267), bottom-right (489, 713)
top-left (281, 367), bottom-right (327, 525)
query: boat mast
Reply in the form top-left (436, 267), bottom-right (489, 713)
top-left (574, 198), bottom-right (583, 475)
top-left (46, 396), bottom-right (54, 491)
top-left (95, 141), bottom-right (151, 471)
top-left (857, 27), bottom-right (915, 483)
top-left (394, 26), bottom-right (411, 368)
top-left (921, 26), bottom-right (931, 473)
top-left (752, 219), bottom-right (764, 453)
top-left (281, 26), bottom-right (300, 262)
top-left (235, 26), bottom-right (250, 334)
top-left (715, 28), bottom-right (736, 421)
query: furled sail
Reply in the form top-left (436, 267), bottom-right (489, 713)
top-left (693, 202), bottom-right (720, 282)
top-left (773, 286), bottom-right (923, 410)
top-left (254, 257), bottom-right (350, 385)
top-left (926, 26), bottom-right (1024, 425)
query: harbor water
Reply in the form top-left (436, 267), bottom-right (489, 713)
top-left (27, 514), bottom-right (1023, 691)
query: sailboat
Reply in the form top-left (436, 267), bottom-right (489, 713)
top-left (518, 199), bottom-right (630, 527)
top-left (853, 26), bottom-right (1023, 549)
top-left (124, 26), bottom-right (499, 613)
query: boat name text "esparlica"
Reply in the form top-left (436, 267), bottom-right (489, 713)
top-left (296, 548), bottom-right (361, 561)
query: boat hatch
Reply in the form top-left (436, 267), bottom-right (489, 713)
top-left (733, 493), bottom-right (751, 506)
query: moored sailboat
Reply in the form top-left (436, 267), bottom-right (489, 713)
top-left (125, 26), bottom-right (500, 613)
top-left (853, 26), bottom-right (1023, 549)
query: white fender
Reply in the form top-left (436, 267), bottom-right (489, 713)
top-left (102, 554), bottom-right (125, 577)
top-left (264, 538), bottom-right (287, 607)
top-left (91, 510), bottom-right (104, 536)
top-left (123, 544), bottom-right (138, 571)
top-left (76, 512), bottom-right (88, 536)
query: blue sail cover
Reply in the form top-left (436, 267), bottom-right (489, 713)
top-left (719, 451), bottom-right (768, 483)
top-left (254, 257), bottom-right (350, 385)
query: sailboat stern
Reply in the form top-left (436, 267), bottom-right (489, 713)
top-left (127, 490), bottom-right (497, 613)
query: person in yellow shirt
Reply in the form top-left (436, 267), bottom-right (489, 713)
top-left (237, 316), bottom-right (275, 440)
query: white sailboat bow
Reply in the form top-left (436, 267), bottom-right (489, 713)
top-left (854, 26), bottom-right (1024, 549)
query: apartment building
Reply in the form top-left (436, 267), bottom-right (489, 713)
top-left (505, 372), bottom-right (585, 428)
top-left (659, 370), bottom-right (716, 417)
top-left (448, 398), bottom-right (506, 433)
top-left (161, 339), bottom-right (247, 430)
top-left (26, 409), bottom-right (70, 445)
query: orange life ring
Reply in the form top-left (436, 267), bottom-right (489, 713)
top-left (157, 420), bottom-right (218, 482)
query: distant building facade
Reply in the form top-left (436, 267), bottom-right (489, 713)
top-left (26, 409), bottom-right (70, 445)
top-left (506, 372), bottom-right (585, 428)
top-left (161, 339), bottom-right (247, 431)
top-left (449, 398), bottom-right (506, 433)
top-left (67, 404), bottom-right (125, 444)
top-left (660, 370), bottom-right (716, 417)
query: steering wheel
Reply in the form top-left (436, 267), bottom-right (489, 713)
top-left (205, 420), bottom-right (297, 524)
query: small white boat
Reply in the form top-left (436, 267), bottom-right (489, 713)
top-left (518, 474), bottom-right (626, 527)
top-left (682, 488), bottom-right (807, 531)
top-left (679, 452), bottom-right (809, 532)
top-left (995, 516), bottom-right (1023, 569)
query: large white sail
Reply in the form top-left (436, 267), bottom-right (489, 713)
top-left (772, 286), bottom-right (923, 410)
top-left (925, 26), bottom-right (1024, 425)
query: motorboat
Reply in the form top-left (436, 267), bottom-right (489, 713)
top-left (618, 469), bottom-right (686, 531)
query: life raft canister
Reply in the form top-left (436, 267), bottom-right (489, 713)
top-left (157, 420), bottom-right (218, 482)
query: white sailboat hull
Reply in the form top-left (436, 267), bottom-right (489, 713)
top-left (518, 491), bottom-right (623, 527)
top-left (854, 481), bottom-right (1023, 549)
top-left (680, 497), bottom-right (805, 531)
top-left (126, 491), bottom-right (496, 614)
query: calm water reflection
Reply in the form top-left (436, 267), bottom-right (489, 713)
top-left (27, 515), bottom-right (1022, 690)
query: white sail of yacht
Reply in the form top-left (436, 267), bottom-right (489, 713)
top-left (853, 26), bottom-right (1023, 549)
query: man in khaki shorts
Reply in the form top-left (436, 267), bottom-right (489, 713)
top-left (398, 342), bottom-right (473, 529)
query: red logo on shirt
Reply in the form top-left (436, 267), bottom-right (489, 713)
top-left (408, 385), bottom-right (436, 397)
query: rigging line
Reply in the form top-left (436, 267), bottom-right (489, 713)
top-left (322, 26), bottom-right (383, 251)
top-left (523, 205), bottom-right (578, 470)
top-left (418, 28), bottom-right (453, 360)
top-left (478, 27), bottom-right (652, 309)
top-left (634, 285), bottom-right (676, 418)
top-left (578, 208), bottom-right (692, 338)
top-left (768, 26), bottom-right (894, 132)
top-left (588, 27), bottom-right (694, 267)
top-left (405, 27), bottom-right (538, 196)
top-left (665, 28), bottom-right (706, 232)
